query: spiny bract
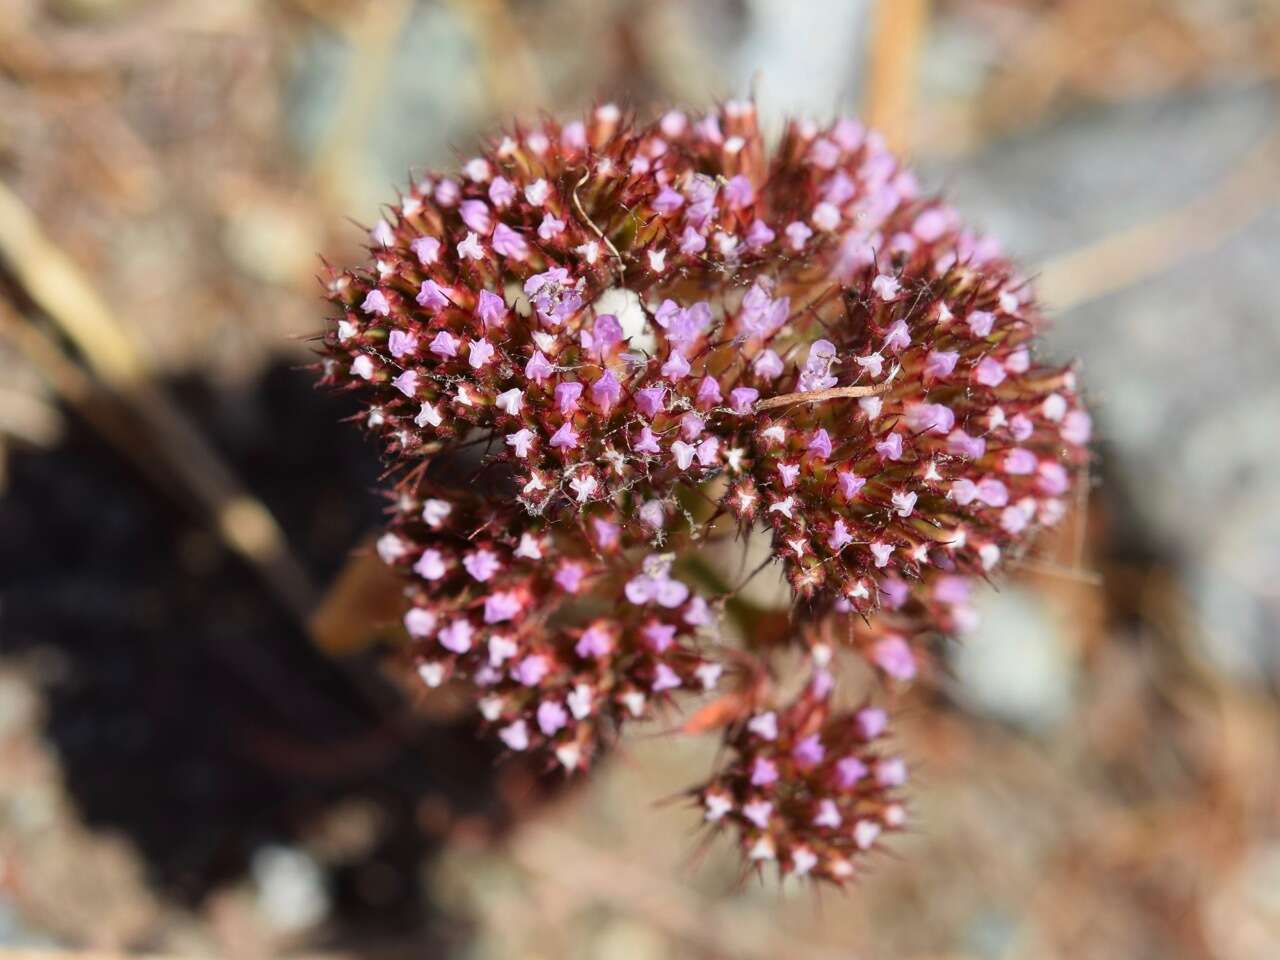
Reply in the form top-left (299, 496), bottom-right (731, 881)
top-left (318, 101), bottom-right (1090, 884)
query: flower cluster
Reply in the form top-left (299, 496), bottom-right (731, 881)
top-left (698, 649), bottom-right (907, 882)
top-left (319, 101), bottom-right (1089, 882)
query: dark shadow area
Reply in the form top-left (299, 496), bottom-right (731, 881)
top-left (0, 361), bottom-right (550, 952)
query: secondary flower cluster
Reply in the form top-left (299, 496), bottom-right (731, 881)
top-left (699, 648), bottom-right (908, 882)
top-left (319, 101), bottom-right (1089, 883)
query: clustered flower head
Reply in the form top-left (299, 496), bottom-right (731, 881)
top-left (319, 100), bottom-right (1090, 884)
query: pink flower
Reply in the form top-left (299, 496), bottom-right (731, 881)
top-left (438, 619), bottom-right (474, 654)
top-left (967, 310), bottom-right (995, 337)
top-left (475, 289), bottom-right (507, 328)
top-left (924, 349), bottom-right (959, 380)
top-left (855, 707), bottom-right (888, 740)
top-left (575, 624), bottom-right (613, 658)
top-left (463, 548), bottom-right (501, 582)
top-left (554, 561), bottom-right (586, 594)
top-left (751, 756), bottom-right (779, 786)
top-left (428, 331), bottom-right (458, 358)
top-left (793, 734), bottom-right (825, 768)
top-left (537, 700), bottom-right (568, 736)
top-left (1003, 448), bottom-right (1037, 475)
top-left (468, 338), bottom-right (495, 368)
top-left (492, 223), bottom-right (529, 260)
top-left (974, 355), bottom-right (1007, 387)
top-left (875, 433), bottom-right (903, 460)
top-left (635, 386), bottom-right (665, 417)
top-left (549, 422), bottom-right (580, 450)
top-left (513, 654), bottom-right (549, 686)
top-left (652, 663), bottom-right (682, 692)
top-left (413, 549), bottom-right (446, 580)
top-left (590, 371), bottom-right (621, 411)
top-left (505, 429), bottom-right (534, 458)
top-left (460, 199), bottom-right (491, 234)
top-left (410, 236), bottom-right (440, 265)
top-left (362, 289), bottom-right (391, 316)
top-left (871, 634), bottom-right (917, 680)
top-left (524, 351), bottom-right (554, 383)
top-left (484, 591), bottom-right (522, 623)
top-left (416, 279), bottom-right (449, 310)
top-left (392, 370), bottom-right (418, 397)
top-left (388, 330), bottom-right (418, 359)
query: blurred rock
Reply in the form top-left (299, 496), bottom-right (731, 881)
top-left (250, 845), bottom-right (329, 935)
top-left (949, 586), bottom-right (1076, 731)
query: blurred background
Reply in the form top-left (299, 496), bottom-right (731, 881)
top-left (1, 0), bottom-right (1279, 957)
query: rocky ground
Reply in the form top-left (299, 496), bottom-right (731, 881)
top-left (1, 1), bottom-right (1278, 957)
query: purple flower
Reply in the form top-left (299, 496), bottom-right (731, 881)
top-left (652, 663), bottom-right (682, 692)
top-left (785, 220), bottom-right (813, 250)
top-left (537, 213), bottom-right (564, 240)
top-left (976, 477), bottom-right (1009, 507)
top-left (652, 186), bottom-right (684, 215)
top-left (751, 756), bottom-right (779, 786)
top-left (924, 349), bottom-right (959, 380)
top-left (968, 310), bottom-right (995, 337)
top-left (855, 707), bottom-right (888, 740)
top-left (808, 428), bottom-right (833, 459)
top-left (468, 338), bottom-right (495, 369)
top-left (741, 800), bottom-right (773, 829)
top-left (549, 422), bottom-right (580, 450)
top-left (904, 402), bottom-right (952, 435)
top-left (505, 428), bottom-right (534, 458)
top-left (410, 236), bottom-right (440, 265)
top-left (438, 619), bottom-right (474, 654)
top-left (388, 330), bottom-right (418, 358)
top-left (834, 472), bottom-right (865, 501)
top-left (524, 350), bottom-right (554, 383)
top-left (974, 355), bottom-right (1007, 387)
top-left (362, 289), bottom-right (391, 316)
top-left (871, 635), bottom-right (917, 680)
top-left (575, 624), bottom-right (613, 658)
top-left (463, 548), bottom-right (501, 582)
top-left (514, 654), bottom-right (549, 686)
top-left (554, 381), bottom-right (583, 414)
top-left (428, 331), bottom-right (458, 358)
top-left (475, 289), bottom-right (507, 328)
top-left (404, 608), bottom-right (436, 638)
top-left (635, 386), bottom-right (665, 417)
top-left (724, 174), bottom-right (755, 209)
top-left (1003, 447), bottom-right (1037, 475)
top-left (679, 226), bottom-right (706, 255)
top-left (391, 370), bottom-right (417, 397)
top-left (695, 375), bottom-right (722, 407)
top-left (593, 313), bottom-right (624, 353)
top-left (729, 387), bottom-right (758, 414)
top-left (835, 755), bottom-right (868, 789)
top-left (590, 371), bottom-right (621, 411)
top-left (875, 432), bottom-right (903, 460)
top-left (793, 734), bottom-right (825, 768)
top-left (537, 700), bottom-right (568, 736)
top-left (752, 350), bottom-right (784, 380)
top-left (484, 591), bottom-right (522, 623)
top-left (414, 549), bottom-right (446, 581)
top-left (662, 351), bottom-right (691, 380)
top-left (416, 279), bottom-right (449, 311)
top-left (492, 222), bottom-right (529, 260)
top-left (947, 430), bottom-right (986, 460)
top-left (746, 219), bottom-right (775, 249)
top-left (876, 757), bottom-right (908, 787)
top-left (459, 199), bottom-right (491, 234)
top-left (488, 176), bottom-right (516, 208)
top-left (554, 561), bottom-right (586, 594)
